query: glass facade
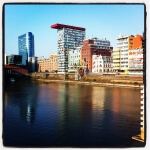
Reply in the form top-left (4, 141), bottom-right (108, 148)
top-left (18, 32), bottom-right (34, 65)
top-left (57, 28), bottom-right (85, 73)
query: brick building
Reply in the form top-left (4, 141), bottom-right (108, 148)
top-left (38, 54), bottom-right (58, 72)
top-left (80, 38), bottom-right (113, 72)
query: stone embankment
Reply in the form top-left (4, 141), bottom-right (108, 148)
top-left (29, 73), bottom-right (143, 88)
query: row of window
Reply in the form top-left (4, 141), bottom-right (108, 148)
top-left (93, 69), bottom-right (112, 72)
top-left (93, 64), bottom-right (111, 67)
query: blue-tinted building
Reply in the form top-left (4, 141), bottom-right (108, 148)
top-left (18, 32), bottom-right (34, 65)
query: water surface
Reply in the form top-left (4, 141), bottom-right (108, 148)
top-left (3, 80), bottom-right (144, 147)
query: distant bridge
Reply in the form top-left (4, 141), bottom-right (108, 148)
top-left (4, 65), bottom-right (29, 82)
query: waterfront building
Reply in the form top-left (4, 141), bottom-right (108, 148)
top-left (51, 23), bottom-right (85, 73)
top-left (92, 55), bottom-right (103, 73)
top-left (18, 32), bottom-right (34, 65)
top-left (92, 55), bottom-right (112, 73)
top-left (80, 38), bottom-right (113, 72)
top-left (28, 56), bottom-right (38, 73)
top-left (38, 54), bottom-right (58, 72)
top-left (49, 54), bottom-right (58, 72)
top-left (128, 48), bottom-right (143, 75)
top-left (112, 48), bottom-right (121, 72)
top-left (115, 34), bottom-right (142, 74)
top-left (68, 47), bottom-right (81, 70)
top-left (6, 54), bottom-right (22, 65)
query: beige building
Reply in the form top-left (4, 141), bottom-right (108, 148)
top-left (112, 48), bottom-right (121, 72)
top-left (38, 54), bottom-right (58, 72)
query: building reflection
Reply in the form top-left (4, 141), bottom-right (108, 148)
top-left (91, 86), bottom-right (105, 124)
top-left (112, 88), bottom-right (121, 114)
top-left (4, 82), bottom-right (39, 124)
top-left (111, 88), bottom-right (141, 118)
top-left (19, 96), bottom-right (37, 124)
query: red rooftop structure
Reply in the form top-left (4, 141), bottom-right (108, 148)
top-left (51, 23), bottom-right (86, 31)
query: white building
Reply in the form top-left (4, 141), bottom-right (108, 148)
top-left (68, 47), bottom-right (81, 70)
top-left (92, 55), bottom-right (112, 73)
top-left (92, 55), bottom-right (103, 73)
top-left (116, 35), bottom-right (129, 74)
top-left (102, 56), bottom-right (112, 72)
top-left (128, 48), bottom-right (143, 75)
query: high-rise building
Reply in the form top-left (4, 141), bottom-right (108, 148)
top-left (51, 23), bottom-right (85, 73)
top-left (18, 32), bottom-right (34, 65)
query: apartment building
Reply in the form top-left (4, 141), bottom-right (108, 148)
top-left (114, 34), bottom-right (143, 74)
top-left (128, 35), bottom-right (143, 75)
top-left (38, 54), bottom-right (58, 72)
top-left (92, 55), bottom-right (112, 73)
top-left (112, 48), bottom-right (121, 72)
top-left (68, 47), bottom-right (81, 70)
top-left (128, 48), bottom-right (143, 74)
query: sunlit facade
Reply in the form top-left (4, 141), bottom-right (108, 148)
top-left (51, 23), bottom-right (85, 73)
top-left (68, 47), bottom-right (81, 70)
top-left (128, 48), bottom-right (143, 75)
top-left (115, 34), bottom-right (142, 74)
top-left (92, 55), bottom-right (112, 73)
top-left (38, 54), bottom-right (58, 72)
top-left (112, 48), bottom-right (121, 72)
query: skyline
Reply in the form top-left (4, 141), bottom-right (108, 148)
top-left (4, 4), bottom-right (145, 58)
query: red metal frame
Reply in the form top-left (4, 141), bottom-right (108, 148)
top-left (51, 23), bottom-right (85, 31)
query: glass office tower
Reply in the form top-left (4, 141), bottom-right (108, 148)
top-left (18, 32), bottom-right (34, 65)
top-left (51, 23), bottom-right (85, 73)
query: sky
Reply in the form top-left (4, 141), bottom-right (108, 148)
top-left (4, 3), bottom-right (145, 58)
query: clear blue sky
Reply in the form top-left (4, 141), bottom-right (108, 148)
top-left (4, 4), bottom-right (145, 58)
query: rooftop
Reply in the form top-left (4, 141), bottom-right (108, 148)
top-left (51, 23), bottom-right (86, 31)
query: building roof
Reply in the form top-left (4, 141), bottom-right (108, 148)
top-left (51, 23), bottom-right (86, 31)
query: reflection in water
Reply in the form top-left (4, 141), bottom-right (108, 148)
top-left (3, 81), bottom-right (145, 147)
top-left (4, 81), bottom-right (38, 124)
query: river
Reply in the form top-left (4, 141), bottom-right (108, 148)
top-left (3, 80), bottom-right (145, 147)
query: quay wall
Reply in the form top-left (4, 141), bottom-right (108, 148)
top-left (29, 73), bottom-right (143, 85)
